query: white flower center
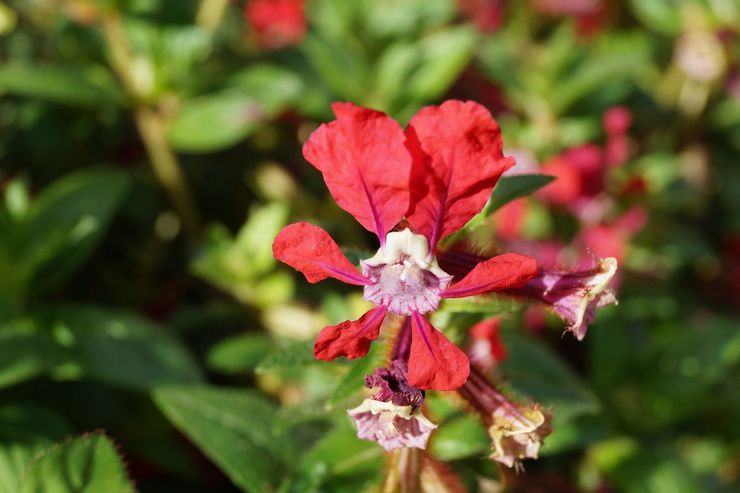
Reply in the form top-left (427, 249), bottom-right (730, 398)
top-left (361, 229), bottom-right (451, 315)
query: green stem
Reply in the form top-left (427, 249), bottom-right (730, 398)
top-left (101, 12), bottom-right (202, 240)
top-left (196, 0), bottom-right (229, 32)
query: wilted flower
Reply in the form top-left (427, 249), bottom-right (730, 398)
top-left (273, 100), bottom-right (537, 390)
top-left (349, 360), bottom-right (436, 451)
top-left (348, 399), bottom-right (437, 451)
top-left (488, 403), bottom-right (551, 468)
top-left (507, 257), bottom-right (618, 340)
top-left (459, 368), bottom-right (551, 468)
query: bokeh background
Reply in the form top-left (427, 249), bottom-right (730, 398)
top-left (0, 0), bottom-right (739, 492)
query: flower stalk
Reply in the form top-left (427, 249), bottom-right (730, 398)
top-left (100, 10), bottom-right (202, 240)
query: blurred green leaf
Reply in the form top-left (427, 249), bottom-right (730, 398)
top-left (405, 26), bottom-right (477, 103)
top-left (168, 93), bottom-right (264, 152)
top-left (41, 305), bottom-right (203, 390)
top-left (430, 413), bottom-right (489, 461)
top-left (281, 420), bottom-right (382, 493)
top-left (154, 386), bottom-right (294, 493)
top-left (302, 34), bottom-right (369, 102)
top-left (485, 174), bottom-right (555, 216)
top-left (0, 405), bottom-right (71, 493)
top-left (18, 433), bottom-right (134, 493)
top-left (628, 0), bottom-right (683, 35)
top-left (256, 340), bottom-right (315, 374)
top-left (592, 439), bottom-right (703, 493)
top-left (499, 329), bottom-right (600, 422)
top-left (329, 341), bottom-right (384, 406)
top-left (192, 202), bottom-right (293, 308)
top-left (227, 65), bottom-right (303, 110)
top-left (365, 0), bottom-right (456, 38)
top-left (24, 168), bottom-right (130, 295)
top-left (0, 64), bottom-right (122, 107)
top-left (0, 319), bottom-right (67, 388)
top-left (206, 333), bottom-right (273, 375)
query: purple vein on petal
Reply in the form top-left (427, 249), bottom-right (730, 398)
top-left (412, 311), bottom-right (437, 363)
top-left (320, 262), bottom-right (370, 285)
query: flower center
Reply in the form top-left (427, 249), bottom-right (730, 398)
top-left (361, 229), bottom-right (451, 315)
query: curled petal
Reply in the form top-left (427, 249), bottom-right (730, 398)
top-left (348, 398), bottom-right (437, 451)
top-left (314, 306), bottom-right (387, 360)
top-left (273, 222), bottom-right (368, 285)
top-left (489, 405), bottom-right (551, 468)
top-left (303, 102), bottom-right (412, 242)
top-left (442, 253), bottom-right (537, 298)
top-left (405, 100), bottom-right (515, 249)
top-left (408, 312), bottom-right (469, 391)
top-left (506, 257), bottom-right (618, 340)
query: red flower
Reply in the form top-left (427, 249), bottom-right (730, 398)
top-left (273, 101), bottom-right (537, 390)
top-left (469, 317), bottom-right (507, 371)
top-left (245, 0), bottom-right (306, 49)
top-left (458, 0), bottom-right (506, 34)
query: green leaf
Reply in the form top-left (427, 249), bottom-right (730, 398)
top-left (0, 405), bottom-right (72, 493)
top-left (282, 420), bottom-right (383, 493)
top-left (592, 440), bottom-right (703, 493)
top-left (441, 175), bottom-right (554, 245)
top-left (302, 34), bottom-right (369, 102)
top-left (169, 66), bottom-right (302, 153)
top-left (227, 65), bottom-right (303, 111)
top-left (485, 174), bottom-right (555, 216)
top-left (24, 168), bottom-right (131, 295)
top-left (628, 0), bottom-right (683, 35)
top-left (153, 386), bottom-right (294, 493)
top-left (429, 413), bottom-right (489, 461)
top-left (168, 93), bottom-right (264, 152)
top-left (191, 202), bottom-right (292, 307)
top-left (206, 333), bottom-right (273, 375)
top-left (329, 342), bottom-right (384, 406)
top-left (0, 63), bottom-right (122, 107)
top-left (406, 26), bottom-right (477, 102)
top-left (256, 340), bottom-right (316, 374)
top-left (41, 305), bottom-right (203, 390)
top-left (0, 319), bottom-right (67, 388)
top-left (18, 433), bottom-right (135, 493)
top-left (499, 329), bottom-right (600, 422)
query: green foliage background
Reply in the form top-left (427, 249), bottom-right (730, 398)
top-left (0, 0), bottom-right (738, 491)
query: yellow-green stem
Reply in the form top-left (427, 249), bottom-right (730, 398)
top-left (101, 11), bottom-right (202, 240)
top-left (196, 0), bottom-right (230, 32)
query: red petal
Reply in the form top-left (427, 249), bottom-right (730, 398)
top-left (303, 102), bottom-right (412, 242)
top-left (314, 306), bottom-right (387, 360)
top-left (408, 312), bottom-right (470, 390)
top-left (405, 100), bottom-right (515, 249)
top-left (442, 253), bottom-right (537, 298)
top-left (273, 222), bottom-right (368, 285)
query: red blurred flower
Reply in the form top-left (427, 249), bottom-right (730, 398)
top-left (273, 101), bottom-right (538, 390)
top-left (604, 106), bottom-right (632, 167)
top-left (458, 0), bottom-right (506, 34)
top-left (531, 0), bottom-right (609, 37)
top-left (579, 207), bottom-right (646, 263)
top-left (469, 317), bottom-right (507, 371)
top-left (245, 0), bottom-right (306, 49)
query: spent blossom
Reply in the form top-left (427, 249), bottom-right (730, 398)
top-left (506, 257), bottom-right (618, 340)
top-left (349, 359), bottom-right (437, 451)
top-left (440, 250), bottom-right (618, 340)
top-left (459, 368), bottom-right (551, 468)
top-left (273, 100), bottom-right (537, 390)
